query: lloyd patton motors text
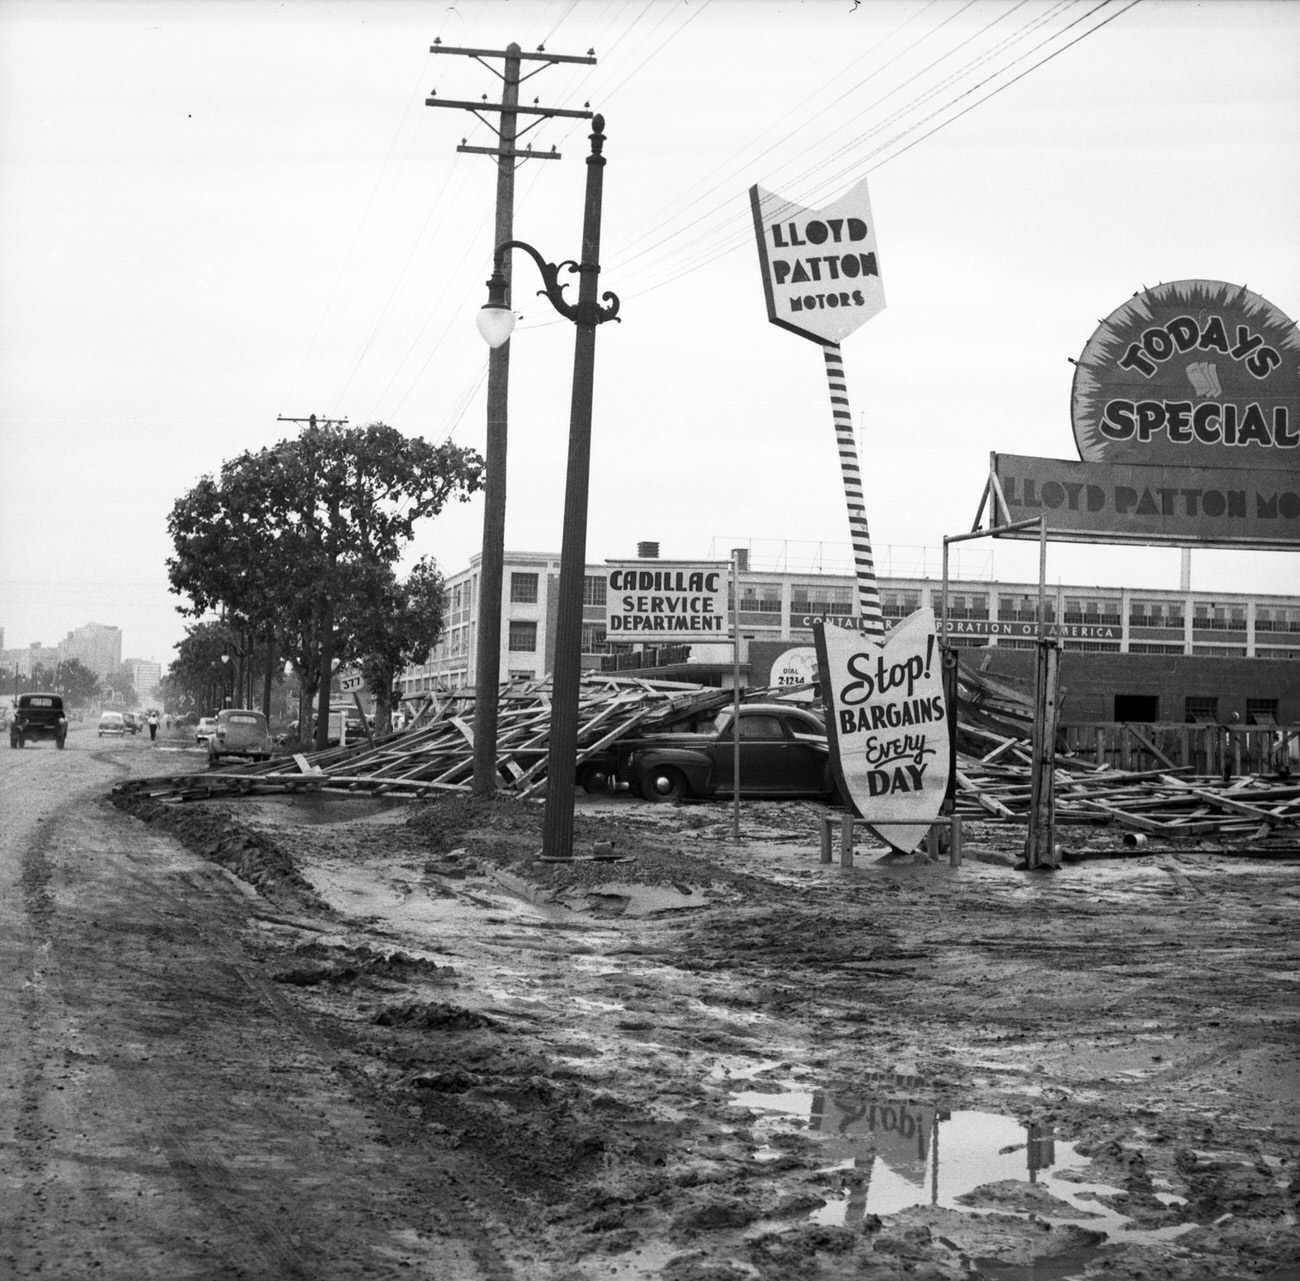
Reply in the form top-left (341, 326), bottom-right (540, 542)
top-left (1002, 476), bottom-right (1300, 521)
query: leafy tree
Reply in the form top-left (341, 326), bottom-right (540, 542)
top-left (29, 662), bottom-right (59, 692)
top-left (167, 421), bottom-right (483, 750)
top-left (351, 558), bottom-right (446, 732)
top-left (166, 621), bottom-right (238, 716)
top-left (54, 658), bottom-right (100, 708)
top-left (107, 667), bottom-right (138, 708)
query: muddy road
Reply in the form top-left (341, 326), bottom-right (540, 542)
top-left (4, 723), bottom-right (1299, 1279)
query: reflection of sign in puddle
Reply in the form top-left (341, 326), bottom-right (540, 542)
top-left (735, 1085), bottom-right (1191, 1245)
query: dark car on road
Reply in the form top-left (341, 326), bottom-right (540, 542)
top-left (612, 701), bottom-right (836, 802)
top-left (10, 692), bottom-right (68, 749)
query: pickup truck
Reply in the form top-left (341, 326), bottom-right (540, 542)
top-left (609, 701), bottom-right (836, 803)
top-left (10, 692), bottom-right (68, 749)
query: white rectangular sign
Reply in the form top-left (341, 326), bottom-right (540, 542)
top-left (338, 669), bottom-right (365, 693)
top-left (605, 562), bottom-right (730, 638)
top-left (749, 177), bottom-right (885, 346)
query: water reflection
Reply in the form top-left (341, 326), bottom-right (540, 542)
top-left (735, 1081), bottom-right (1188, 1242)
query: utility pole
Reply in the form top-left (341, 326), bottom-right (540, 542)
top-left (426, 39), bottom-right (595, 795)
top-left (277, 413), bottom-right (348, 749)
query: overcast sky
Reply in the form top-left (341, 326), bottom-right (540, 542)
top-left (1, 0), bottom-right (1297, 664)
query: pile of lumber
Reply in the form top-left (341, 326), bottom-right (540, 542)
top-left (112, 669), bottom-right (1299, 847)
top-left (113, 676), bottom-right (761, 805)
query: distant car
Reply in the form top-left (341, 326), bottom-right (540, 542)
top-left (98, 711), bottom-right (127, 738)
top-left (207, 708), bottom-right (272, 766)
top-left (614, 702), bottom-right (836, 803)
top-left (195, 716), bottom-right (219, 746)
top-left (11, 693), bottom-right (69, 749)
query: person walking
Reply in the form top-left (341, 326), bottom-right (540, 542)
top-left (1221, 711), bottom-right (1240, 784)
top-left (147, 709), bottom-right (160, 743)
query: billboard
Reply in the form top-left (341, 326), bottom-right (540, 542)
top-left (749, 178), bottom-right (885, 346)
top-left (990, 452), bottom-right (1300, 549)
top-left (605, 562), bottom-right (730, 637)
top-left (815, 609), bottom-right (953, 853)
top-left (1071, 280), bottom-right (1300, 473)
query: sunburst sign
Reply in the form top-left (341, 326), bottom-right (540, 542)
top-left (1071, 280), bottom-right (1300, 474)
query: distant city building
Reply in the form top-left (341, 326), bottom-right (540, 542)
top-left (125, 659), bottom-right (162, 700)
top-left (57, 622), bottom-right (122, 679)
top-left (1, 642), bottom-right (60, 679)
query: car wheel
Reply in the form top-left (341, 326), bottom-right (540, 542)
top-left (642, 766), bottom-right (687, 803)
top-left (579, 762), bottom-right (614, 794)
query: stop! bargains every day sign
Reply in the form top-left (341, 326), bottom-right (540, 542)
top-left (814, 610), bottom-right (954, 852)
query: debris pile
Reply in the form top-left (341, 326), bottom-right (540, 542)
top-left (111, 670), bottom-right (1298, 849)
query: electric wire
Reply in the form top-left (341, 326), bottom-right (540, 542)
top-left (605, 0), bottom-right (1139, 303)
top-left (293, 1), bottom-right (1138, 434)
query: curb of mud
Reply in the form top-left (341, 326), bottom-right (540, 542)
top-left (108, 790), bottom-right (332, 913)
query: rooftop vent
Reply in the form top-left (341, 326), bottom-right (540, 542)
top-left (636, 541), bottom-right (660, 559)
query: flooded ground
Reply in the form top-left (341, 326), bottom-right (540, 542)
top-left (121, 785), bottom-right (1300, 1279)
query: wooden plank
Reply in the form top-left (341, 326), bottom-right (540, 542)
top-left (1122, 724), bottom-right (1178, 770)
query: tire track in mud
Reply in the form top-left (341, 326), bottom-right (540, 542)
top-left (118, 859), bottom-right (520, 1281)
top-left (7, 757), bottom-right (516, 1281)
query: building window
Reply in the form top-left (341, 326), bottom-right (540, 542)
top-left (998, 593), bottom-right (1055, 622)
top-left (1064, 594), bottom-right (1121, 625)
top-left (583, 575), bottom-right (607, 607)
top-left (793, 584), bottom-right (854, 616)
top-left (882, 589), bottom-right (920, 618)
top-left (738, 582), bottom-right (782, 612)
top-left (1185, 696), bottom-right (1218, 724)
top-left (1246, 699), bottom-right (1278, 726)
top-left (508, 669), bottom-right (536, 681)
top-left (1130, 599), bottom-right (1184, 629)
top-left (1128, 642), bottom-right (1184, 655)
top-left (510, 572), bottom-right (539, 604)
top-left (930, 590), bottom-right (989, 619)
top-left (508, 620), bottom-right (537, 652)
top-left (1115, 694), bottom-right (1159, 722)
top-left (1256, 605), bottom-right (1300, 633)
top-left (1257, 645), bottom-right (1300, 660)
top-left (581, 623), bottom-right (608, 654)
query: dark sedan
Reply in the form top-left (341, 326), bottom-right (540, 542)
top-left (613, 702), bottom-right (835, 803)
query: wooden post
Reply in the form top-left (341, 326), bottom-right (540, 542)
top-left (1024, 639), bottom-right (1061, 869)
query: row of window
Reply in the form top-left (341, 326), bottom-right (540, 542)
top-left (475, 573), bottom-right (1300, 624)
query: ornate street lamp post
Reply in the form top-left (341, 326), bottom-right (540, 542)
top-left (476, 114), bottom-right (619, 860)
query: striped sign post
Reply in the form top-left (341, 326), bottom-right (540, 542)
top-left (749, 179), bottom-right (887, 635)
top-left (822, 341), bottom-right (884, 638)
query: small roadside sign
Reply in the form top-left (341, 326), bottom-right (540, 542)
top-left (338, 669), bottom-right (365, 693)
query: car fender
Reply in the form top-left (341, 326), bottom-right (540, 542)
top-left (624, 745), bottom-right (713, 795)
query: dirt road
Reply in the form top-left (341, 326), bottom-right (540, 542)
top-left (5, 725), bottom-right (1299, 1279)
top-left (1, 727), bottom-right (516, 1280)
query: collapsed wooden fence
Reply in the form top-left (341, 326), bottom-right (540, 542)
top-left (113, 667), bottom-right (1299, 848)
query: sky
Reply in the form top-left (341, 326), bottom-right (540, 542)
top-left (1, 0), bottom-right (1298, 665)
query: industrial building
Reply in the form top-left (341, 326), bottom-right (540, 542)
top-left (398, 547), bottom-right (1300, 727)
